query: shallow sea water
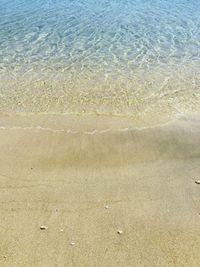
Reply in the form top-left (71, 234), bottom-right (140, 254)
top-left (0, 0), bottom-right (200, 120)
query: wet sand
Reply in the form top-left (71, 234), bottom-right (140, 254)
top-left (0, 114), bottom-right (200, 266)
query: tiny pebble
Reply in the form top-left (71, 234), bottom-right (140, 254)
top-left (40, 225), bottom-right (48, 230)
top-left (117, 230), bottom-right (123, 235)
top-left (3, 256), bottom-right (7, 259)
top-left (60, 229), bottom-right (64, 232)
top-left (195, 180), bottom-right (200, 184)
top-left (105, 205), bottom-right (109, 209)
top-left (70, 242), bottom-right (75, 246)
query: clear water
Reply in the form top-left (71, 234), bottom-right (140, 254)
top-left (0, 0), bottom-right (200, 120)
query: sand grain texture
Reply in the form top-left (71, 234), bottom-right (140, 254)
top-left (0, 114), bottom-right (200, 266)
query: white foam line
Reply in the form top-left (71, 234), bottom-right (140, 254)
top-left (0, 112), bottom-right (195, 135)
top-left (0, 119), bottom-right (182, 135)
top-left (0, 125), bottom-right (116, 134)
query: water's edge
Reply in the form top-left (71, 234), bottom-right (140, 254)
top-left (1, 113), bottom-right (200, 169)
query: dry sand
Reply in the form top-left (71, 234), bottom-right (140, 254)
top-left (0, 114), bottom-right (200, 266)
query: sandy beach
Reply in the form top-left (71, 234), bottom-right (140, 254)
top-left (0, 114), bottom-right (200, 266)
top-left (1, 0), bottom-right (200, 265)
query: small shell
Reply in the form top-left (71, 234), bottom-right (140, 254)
top-left (105, 205), bottom-right (109, 209)
top-left (40, 225), bottom-right (48, 230)
top-left (195, 180), bottom-right (200, 184)
top-left (117, 230), bottom-right (123, 235)
top-left (70, 242), bottom-right (75, 246)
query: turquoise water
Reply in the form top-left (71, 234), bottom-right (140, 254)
top-left (0, 0), bottom-right (200, 118)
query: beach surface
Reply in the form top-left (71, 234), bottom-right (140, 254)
top-left (1, 0), bottom-right (200, 265)
top-left (0, 114), bottom-right (200, 266)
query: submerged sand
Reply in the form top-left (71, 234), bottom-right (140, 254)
top-left (0, 114), bottom-right (200, 266)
